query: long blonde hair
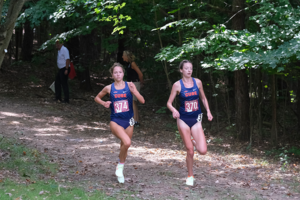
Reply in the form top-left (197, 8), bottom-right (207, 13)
top-left (123, 50), bottom-right (135, 63)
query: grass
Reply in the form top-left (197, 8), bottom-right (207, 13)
top-left (0, 137), bottom-right (121, 200)
top-left (0, 179), bottom-right (115, 200)
top-left (0, 137), bottom-right (57, 178)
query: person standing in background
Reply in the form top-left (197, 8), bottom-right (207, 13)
top-left (122, 51), bottom-right (144, 127)
top-left (55, 39), bottom-right (70, 103)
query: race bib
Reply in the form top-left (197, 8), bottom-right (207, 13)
top-left (185, 99), bottom-right (199, 112)
top-left (114, 100), bottom-right (129, 113)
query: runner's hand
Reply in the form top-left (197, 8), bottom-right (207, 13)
top-left (128, 82), bottom-right (137, 93)
top-left (172, 109), bottom-right (180, 119)
top-left (103, 101), bottom-right (111, 108)
top-left (207, 112), bottom-right (213, 121)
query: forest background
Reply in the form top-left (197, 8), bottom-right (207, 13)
top-left (1, 0), bottom-right (300, 156)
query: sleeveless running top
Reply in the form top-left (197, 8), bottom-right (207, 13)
top-left (110, 82), bottom-right (134, 120)
top-left (126, 62), bottom-right (139, 82)
top-left (179, 78), bottom-right (202, 118)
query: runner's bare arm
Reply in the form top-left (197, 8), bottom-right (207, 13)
top-left (131, 62), bottom-right (144, 84)
top-left (196, 79), bottom-right (213, 121)
top-left (167, 81), bottom-right (180, 119)
top-left (128, 82), bottom-right (145, 104)
top-left (94, 85), bottom-right (112, 108)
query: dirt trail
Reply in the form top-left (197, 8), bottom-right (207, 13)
top-left (0, 94), bottom-right (299, 200)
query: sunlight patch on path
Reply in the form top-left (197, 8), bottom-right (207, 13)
top-left (75, 124), bottom-right (109, 131)
top-left (0, 111), bottom-right (23, 117)
top-left (35, 133), bottom-right (66, 136)
top-left (9, 121), bottom-right (21, 124)
top-left (33, 127), bottom-right (69, 133)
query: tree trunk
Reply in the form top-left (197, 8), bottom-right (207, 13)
top-left (210, 71), bottom-right (219, 133)
top-left (0, 0), bottom-right (28, 69)
top-left (15, 27), bottom-right (22, 61)
top-left (297, 72), bottom-right (300, 137)
top-left (249, 68), bottom-right (254, 146)
top-left (153, 0), bottom-right (172, 90)
top-left (257, 69), bottom-right (263, 143)
top-left (232, 0), bottom-right (250, 141)
top-left (8, 39), bottom-right (12, 64)
top-left (21, 20), bottom-right (34, 61)
top-left (235, 70), bottom-right (250, 140)
top-left (117, 35), bottom-right (126, 65)
top-left (79, 34), bottom-right (93, 91)
top-left (271, 74), bottom-right (278, 145)
top-left (221, 72), bottom-right (231, 125)
top-left (178, 0), bottom-right (182, 46)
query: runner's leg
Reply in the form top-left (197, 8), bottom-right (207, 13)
top-left (191, 122), bottom-right (207, 155)
top-left (177, 118), bottom-right (194, 177)
top-left (110, 121), bottom-right (132, 163)
top-left (119, 125), bottom-right (134, 161)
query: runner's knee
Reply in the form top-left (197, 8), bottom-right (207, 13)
top-left (197, 146), bottom-right (207, 155)
top-left (186, 146), bottom-right (194, 157)
top-left (122, 140), bottom-right (131, 149)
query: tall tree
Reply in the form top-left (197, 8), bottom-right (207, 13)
top-left (231, 0), bottom-right (250, 141)
top-left (0, 0), bottom-right (29, 69)
top-left (21, 20), bottom-right (33, 61)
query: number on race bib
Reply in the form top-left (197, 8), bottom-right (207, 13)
top-left (123, 101), bottom-right (128, 109)
top-left (114, 100), bottom-right (129, 113)
top-left (184, 99), bottom-right (199, 112)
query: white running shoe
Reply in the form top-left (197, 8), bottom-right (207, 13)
top-left (117, 176), bottom-right (125, 183)
top-left (186, 176), bottom-right (195, 186)
top-left (115, 164), bottom-right (124, 183)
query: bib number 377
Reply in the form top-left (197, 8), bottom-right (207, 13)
top-left (114, 100), bottom-right (129, 113)
top-left (185, 100), bottom-right (199, 112)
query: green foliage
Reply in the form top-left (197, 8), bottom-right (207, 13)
top-left (155, 106), bottom-right (167, 114)
top-left (155, 0), bottom-right (300, 75)
top-left (264, 145), bottom-right (300, 170)
top-left (152, 19), bottom-right (208, 31)
top-left (265, 146), bottom-right (300, 158)
top-left (35, 0), bottom-right (132, 50)
top-left (17, 0), bottom-right (60, 27)
top-left (288, 146), bottom-right (300, 156)
top-left (39, 28), bottom-right (91, 50)
top-left (175, 131), bottom-right (181, 141)
top-left (0, 0), bottom-right (10, 25)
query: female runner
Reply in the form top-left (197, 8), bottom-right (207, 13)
top-left (95, 63), bottom-right (145, 183)
top-left (167, 60), bottom-right (213, 186)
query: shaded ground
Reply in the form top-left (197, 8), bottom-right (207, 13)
top-left (1, 65), bottom-right (300, 199)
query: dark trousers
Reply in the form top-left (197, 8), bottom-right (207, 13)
top-left (55, 67), bottom-right (70, 102)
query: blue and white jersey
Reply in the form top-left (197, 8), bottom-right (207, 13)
top-left (179, 78), bottom-right (202, 118)
top-left (110, 82), bottom-right (134, 120)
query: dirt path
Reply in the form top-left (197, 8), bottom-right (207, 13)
top-left (0, 93), bottom-right (299, 200)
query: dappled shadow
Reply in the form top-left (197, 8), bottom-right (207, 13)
top-left (0, 96), bottom-right (299, 200)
